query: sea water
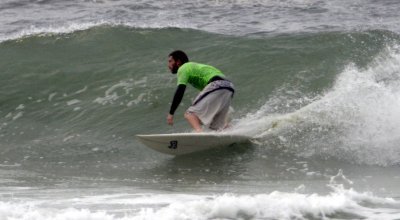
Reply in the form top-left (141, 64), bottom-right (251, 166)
top-left (1, 0), bottom-right (400, 219)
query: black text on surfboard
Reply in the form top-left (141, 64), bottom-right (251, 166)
top-left (168, 140), bottom-right (178, 149)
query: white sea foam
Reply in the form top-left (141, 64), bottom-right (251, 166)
top-left (0, 20), bottom-right (190, 43)
top-left (0, 202), bottom-right (117, 220)
top-left (135, 191), bottom-right (399, 220)
top-left (298, 46), bottom-right (400, 165)
top-left (67, 99), bottom-right (81, 106)
top-left (94, 81), bottom-right (134, 105)
top-left (127, 93), bottom-right (146, 107)
top-left (94, 77), bottom-right (150, 106)
top-left (0, 185), bottom-right (398, 220)
top-left (48, 93), bottom-right (57, 102)
top-left (0, 21), bottom-right (108, 43)
top-left (235, 45), bottom-right (400, 166)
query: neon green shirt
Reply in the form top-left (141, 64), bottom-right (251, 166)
top-left (177, 62), bottom-right (225, 90)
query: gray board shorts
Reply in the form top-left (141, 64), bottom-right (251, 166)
top-left (187, 80), bottom-right (234, 130)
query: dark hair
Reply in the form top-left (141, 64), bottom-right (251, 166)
top-left (169, 50), bottom-right (189, 64)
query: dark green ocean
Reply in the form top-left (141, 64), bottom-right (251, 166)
top-left (2, 1), bottom-right (400, 219)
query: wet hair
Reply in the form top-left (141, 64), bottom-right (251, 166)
top-left (169, 50), bottom-right (189, 64)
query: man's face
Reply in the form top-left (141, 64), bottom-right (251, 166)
top-left (168, 56), bottom-right (180, 74)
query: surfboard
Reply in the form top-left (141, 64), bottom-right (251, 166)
top-left (136, 133), bottom-right (251, 156)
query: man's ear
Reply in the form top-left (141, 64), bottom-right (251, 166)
top-left (176, 60), bottom-right (182, 67)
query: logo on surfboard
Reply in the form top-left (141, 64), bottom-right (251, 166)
top-left (168, 140), bottom-right (178, 149)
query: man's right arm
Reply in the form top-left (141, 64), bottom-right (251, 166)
top-left (169, 84), bottom-right (186, 115)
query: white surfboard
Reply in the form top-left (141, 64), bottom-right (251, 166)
top-left (136, 133), bottom-right (251, 156)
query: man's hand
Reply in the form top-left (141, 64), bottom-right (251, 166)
top-left (167, 114), bottom-right (174, 126)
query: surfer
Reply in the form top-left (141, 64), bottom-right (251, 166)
top-left (167, 50), bottom-right (235, 132)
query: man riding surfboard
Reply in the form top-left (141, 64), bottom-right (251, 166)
top-left (167, 50), bottom-right (235, 132)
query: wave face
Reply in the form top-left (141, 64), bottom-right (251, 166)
top-left (3, 27), bottom-right (400, 166)
top-left (0, 25), bottom-right (400, 165)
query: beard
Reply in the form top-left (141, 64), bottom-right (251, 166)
top-left (170, 64), bottom-right (179, 74)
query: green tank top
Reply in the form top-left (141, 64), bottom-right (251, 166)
top-left (177, 62), bottom-right (225, 90)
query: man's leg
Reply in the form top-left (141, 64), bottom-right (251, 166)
top-left (209, 91), bottom-right (233, 130)
top-left (184, 112), bottom-right (203, 132)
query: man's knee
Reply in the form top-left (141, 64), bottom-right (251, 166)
top-left (184, 112), bottom-right (191, 120)
top-left (185, 112), bottom-right (202, 123)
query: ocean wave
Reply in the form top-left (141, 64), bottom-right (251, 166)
top-left (0, 21), bottom-right (191, 43)
top-left (1, 184), bottom-right (398, 220)
top-left (1, 26), bottom-right (399, 167)
top-left (2, 0), bottom-right (400, 45)
top-left (235, 43), bottom-right (400, 166)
